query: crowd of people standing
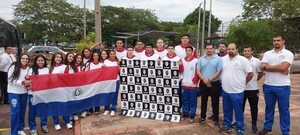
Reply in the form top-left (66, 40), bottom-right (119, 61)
top-left (0, 34), bottom-right (294, 135)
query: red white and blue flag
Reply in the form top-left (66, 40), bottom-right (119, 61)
top-left (30, 67), bottom-right (119, 117)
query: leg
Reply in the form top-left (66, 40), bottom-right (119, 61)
top-left (231, 92), bottom-right (245, 131)
top-left (247, 90), bottom-right (259, 126)
top-left (3, 72), bottom-right (9, 104)
top-left (222, 90), bottom-right (233, 128)
top-left (9, 93), bottom-right (21, 135)
top-left (18, 94), bottom-right (28, 131)
top-left (28, 94), bottom-right (37, 130)
top-left (263, 84), bottom-right (276, 131)
top-left (52, 116), bottom-right (60, 125)
top-left (242, 91), bottom-right (248, 112)
top-left (181, 89), bottom-right (190, 116)
top-left (189, 89), bottom-right (198, 117)
top-left (211, 81), bottom-right (221, 121)
top-left (40, 117), bottom-right (48, 126)
top-left (200, 82), bottom-right (209, 119)
top-left (276, 86), bottom-right (291, 134)
top-left (63, 116), bottom-right (70, 124)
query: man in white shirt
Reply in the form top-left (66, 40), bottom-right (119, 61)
top-left (0, 46), bottom-right (13, 104)
top-left (175, 34), bottom-right (197, 59)
top-left (259, 35), bottom-right (294, 135)
top-left (114, 39), bottom-right (127, 61)
top-left (140, 43), bottom-right (160, 61)
top-left (220, 43), bottom-right (253, 135)
top-left (242, 46), bottom-right (263, 133)
top-left (154, 38), bottom-right (167, 58)
top-left (133, 40), bottom-right (145, 59)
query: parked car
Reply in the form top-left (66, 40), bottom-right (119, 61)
top-left (27, 46), bottom-right (67, 60)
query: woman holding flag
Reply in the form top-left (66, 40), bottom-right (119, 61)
top-left (7, 53), bottom-right (30, 135)
top-left (48, 52), bottom-right (73, 130)
top-left (82, 51), bottom-right (104, 116)
top-left (103, 50), bottom-right (119, 116)
top-left (28, 55), bottom-right (49, 134)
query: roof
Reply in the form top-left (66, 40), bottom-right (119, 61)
top-left (112, 30), bottom-right (175, 39)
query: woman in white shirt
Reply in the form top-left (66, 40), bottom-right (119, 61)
top-left (28, 55), bottom-right (49, 134)
top-left (7, 53), bottom-right (30, 135)
top-left (103, 50), bottom-right (119, 116)
top-left (83, 52), bottom-right (103, 116)
top-left (49, 52), bottom-right (73, 130)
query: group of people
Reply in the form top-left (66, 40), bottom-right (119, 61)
top-left (0, 34), bottom-right (294, 135)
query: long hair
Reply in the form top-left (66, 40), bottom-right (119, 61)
top-left (90, 52), bottom-right (100, 62)
top-left (31, 55), bottom-right (47, 75)
top-left (81, 47), bottom-right (91, 58)
top-left (9, 53), bottom-right (30, 82)
top-left (64, 52), bottom-right (77, 73)
top-left (74, 54), bottom-right (84, 71)
top-left (108, 50), bottom-right (118, 61)
top-left (49, 52), bottom-right (64, 73)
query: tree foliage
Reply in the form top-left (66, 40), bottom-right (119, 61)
top-left (242, 0), bottom-right (300, 19)
top-left (225, 20), bottom-right (274, 53)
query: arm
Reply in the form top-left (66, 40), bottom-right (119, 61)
top-left (246, 72), bottom-right (254, 84)
top-left (208, 71), bottom-right (221, 81)
top-left (264, 62), bottom-right (290, 72)
top-left (257, 72), bottom-right (264, 81)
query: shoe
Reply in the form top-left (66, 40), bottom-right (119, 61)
top-left (66, 123), bottom-right (73, 129)
top-left (258, 129), bottom-right (273, 135)
top-left (73, 115), bottom-right (79, 120)
top-left (213, 121), bottom-right (220, 127)
top-left (94, 111), bottom-right (100, 115)
top-left (41, 125), bottom-right (48, 133)
top-left (219, 126), bottom-right (232, 133)
top-left (30, 129), bottom-right (38, 135)
top-left (208, 114), bottom-right (214, 120)
top-left (87, 111), bottom-right (92, 115)
top-left (54, 124), bottom-right (61, 131)
top-left (252, 125), bottom-right (258, 134)
top-left (237, 130), bottom-right (244, 135)
top-left (181, 114), bottom-right (189, 120)
top-left (199, 118), bottom-right (206, 124)
top-left (189, 118), bottom-right (195, 123)
top-left (103, 111), bottom-right (109, 115)
top-left (81, 111), bottom-right (87, 118)
top-left (110, 111), bottom-right (115, 116)
top-left (232, 121), bottom-right (237, 127)
top-left (18, 131), bottom-right (26, 135)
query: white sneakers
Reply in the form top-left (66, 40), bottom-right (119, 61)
top-left (81, 111), bottom-right (87, 118)
top-left (54, 124), bottom-right (61, 131)
top-left (103, 111), bottom-right (109, 115)
top-left (73, 115), bottom-right (79, 121)
top-left (66, 123), bottom-right (73, 129)
top-left (110, 111), bottom-right (115, 116)
top-left (103, 111), bottom-right (116, 116)
top-left (18, 131), bottom-right (26, 135)
top-left (30, 129), bottom-right (38, 135)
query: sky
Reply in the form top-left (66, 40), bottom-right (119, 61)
top-left (0, 0), bottom-right (243, 24)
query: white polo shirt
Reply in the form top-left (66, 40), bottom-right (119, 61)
top-left (115, 49), bottom-right (127, 61)
top-left (245, 56), bottom-right (262, 90)
top-left (140, 53), bottom-right (160, 61)
top-left (261, 48), bottom-right (294, 86)
top-left (221, 55), bottom-right (253, 93)
top-left (0, 53), bottom-right (14, 72)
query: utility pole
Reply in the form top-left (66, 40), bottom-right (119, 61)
top-left (208, 0), bottom-right (212, 38)
top-left (201, 0), bottom-right (206, 52)
top-left (83, 0), bottom-right (87, 39)
top-left (196, 3), bottom-right (202, 52)
top-left (95, 0), bottom-right (102, 43)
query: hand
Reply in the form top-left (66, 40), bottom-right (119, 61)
top-left (281, 70), bottom-right (289, 75)
top-left (260, 63), bottom-right (267, 70)
top-left (203, 79), bottom-right (212, 88)
top-left (24, 80), bottom-right (31, 87)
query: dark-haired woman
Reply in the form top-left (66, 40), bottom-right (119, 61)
top-left (64, 52), bottom-right (77, 73)
top-left (49, 52), bottom-right (72, 130)
top-left (103, 50), bottom-right (119, 116)
top-left (74, 54), bottom-right (84, 72)
top-left (27, 55), bottom-right (49, 134)
top-left (82, 47), bottom-right (91, 65)
top-left (7, 53), bottom-right (30, 135)
top-left (81, 52), bottom-right (103, 117)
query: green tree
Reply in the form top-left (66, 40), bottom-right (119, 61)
top-left (14, 0), bottom-right (89, 43)
top-left (225, 20), bottom-right (274, 53)
top-left (242, 0), bottom-right (300, 19)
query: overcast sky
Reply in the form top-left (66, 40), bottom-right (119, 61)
top-left (0, 0), bottom-right (243, 24)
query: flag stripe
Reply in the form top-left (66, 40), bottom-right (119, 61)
top-left (31, 66), bottom-right (119, 91)
top-left (32, 80), bottom-right (116, 104)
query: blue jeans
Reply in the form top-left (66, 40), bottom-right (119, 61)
top-left (181, 88), bottom-right (198, 117)
top-left (28, 94), bottom-right (37, 130)
top-left (222, 90), bottom-right (244, 131)
top-left (263, 84), bottom-right (290, 134)
top-left (105, 81), bottom-right (119, 111)
top-left (9, 93), bottom-right (28, 135)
